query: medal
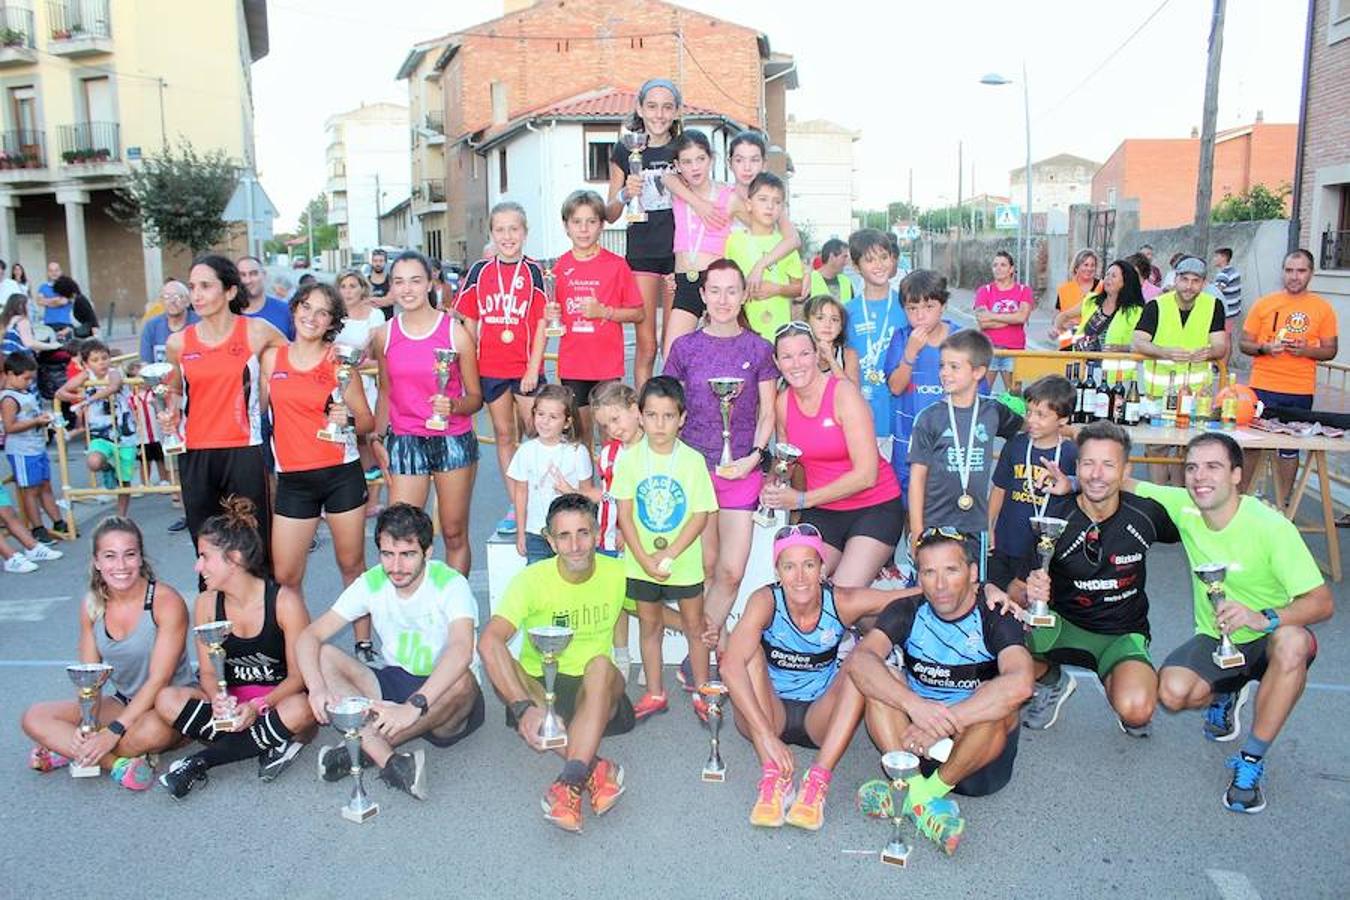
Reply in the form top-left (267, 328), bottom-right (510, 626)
top-left (653, 536), bottom-right (668, 550)
top-left (946, 394), bottom-right (981, 515)
top-left (868, 369), bottom-right (884, 385)
top-left (685, 271), bottom-right (698, 283)
top-left (958, 493), bottom-right (974, 511)
top-left (500, 328), bottom-right (515, 344)
top-left (495, 256), bottom-right (526, 348)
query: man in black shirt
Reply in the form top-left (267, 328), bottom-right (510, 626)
top-left (368, 249), bottom-right (392, 319)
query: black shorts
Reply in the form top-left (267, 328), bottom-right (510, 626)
top-left (800, 494), bottom-right (905, 552)
top-left (918, 725), bottom-right (1019, 798)
top-left (627, 255), bottom-right (675, 277)
top-left (986, 549), bottom-right (1035, 591)
top-left (1161, 630), bottom-right (1318, 695)
top-left (503, 672), bottom-right (636, 737)
top-left (374, 665), bottom-right (486, 749)
top-left (626, 578), bottom-right (704, 604)
top-left (672, 275), bottom-right (705, 317)
top-left (275, 460), bottom-right (368, 519)
top-left (178, 445), bottom-right (270, 548)
top-left (481, 375), bottom-right (544, 406)
top-left (780, 698), bottom-right (818, 749)
top-left (141, 441), bottom-right (165, 464)
top-left (560, 378), bottom-right (604, 408)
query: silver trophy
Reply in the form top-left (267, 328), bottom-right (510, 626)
top-left (317, 343), bottom-right (364, 442)
top-left (327, 697), bottom-right (379, 823)
top-left (699, 681), bottom-right (729, 782)
top-left (527, 625), bottom-right (574, 749)
top-left (753, 442), bottom-right (803, 528)
top-left (425, 348), bottom-right (458, 431)
top-left (1026, 516), bottom-right (1068, 628)
top-left (879, 750), bottom-right (921, 867)
top-left (138, 362), bottom-right (184, 456)
top-left (542, 267), bottom-right (565, 338)
top-left (1195, 563), bottom-right (1246, 669)
top-left (66, 663), bottom-right (113, 777)
top-left (193, 620), bottom-right (244, 732)
top-left (708, 377), bottom-right (746, 475)
top-left (620, 128), bottom-right (649, 222)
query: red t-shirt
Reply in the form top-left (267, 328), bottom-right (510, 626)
top-left (455, 256), bottom-right (546, 378)
top-left (555, 248), bottom-right (643, 380)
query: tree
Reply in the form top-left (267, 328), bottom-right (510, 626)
top-left (1211, 182), bottom-right (1291, 223)
top-left (296, 194), bottom-right (339, 253)
top-left (109, 139), bottom-right (238, 253)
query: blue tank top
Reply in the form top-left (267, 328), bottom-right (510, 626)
top-left (2, 324), bottom-right (26, 356)
top-left (761, 583), bottom-right (844, 702)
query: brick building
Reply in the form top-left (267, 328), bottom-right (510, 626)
top-left (1092, 117), bottom-right (1297, 230)
top-left (400, 0), bottom-right (795, 266)
top-left (1298, 0), bottom-right (1350, 310)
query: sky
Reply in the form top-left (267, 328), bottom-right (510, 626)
top-left (253, 0), bottom-right (1306, 231)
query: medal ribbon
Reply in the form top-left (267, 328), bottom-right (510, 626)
top-left (1024, 437), bottom-right (1063, 520)
top-left (495, 257), bottom-right (527, 336)
top-left (860, 294), bottom-right (895, 379)
top-left (945, 394), bottom-right (980, 503)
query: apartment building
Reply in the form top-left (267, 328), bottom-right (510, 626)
top-left (323, 101), bottom-right (410, 268)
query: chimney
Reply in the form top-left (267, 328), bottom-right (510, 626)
top-left (1255, 109), bottom-right (1264, 123)
top-left (1190, 126), bottom-right (1199, 139)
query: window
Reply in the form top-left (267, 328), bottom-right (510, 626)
top-left (498, 148), bottom-right (508, 192)
top-left (1321, 185), bottom-right (1350, 270)
top-left (584, 127), bottom-right (617, 181)
top-left (490, 81), bottom-right (507, 124)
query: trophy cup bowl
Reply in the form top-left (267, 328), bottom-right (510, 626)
top-left (425, 348), bottom-right (458, 431)
top-left (542, 269), bottom-right (566, 338)
top-left (699, 681), bottom-right (730, 782)
top-left (193, 620), bottom-right (244, 732)
top-left (1026, 516), bottom-right (1069, 628)
top-left (620, 129), bottom-right (649, 222)
top-left (708, 377), bottom-right (746, 474)
top-left (527, 625), bottom-right (575, 749)
top-left (139, 362), bottom-right (185, 455)
top-left (1194, 563), bottom-right (1246, 669)
top-left (66, 663), bottom-right (114, 777)
top-left (753, 442), bottom-right (804, 528)
top-left (327, 696), bottom-right (379, 823)
top-left (879, 750), bottom-right (921, 867)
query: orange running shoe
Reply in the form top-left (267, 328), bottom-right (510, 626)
top-left (785, 764), bottom-right (831, 831)
top-left (633, 692), bottom-right (668, 720)
top-left (541, 779), bottom-right (584, 833)
top-left (749, 762), bottom-right (796, 828)
top-left (586, 758), bottom-right (626, 816)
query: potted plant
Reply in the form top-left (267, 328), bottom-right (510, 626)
top-left (94, 147), bottom-right (110, 161)
top-left (61, 150), bottom-right (75, 164)
top-left (52, 28), bottom-right (71, 40)
top-left (0, 154), bottom-right (11, 170)
top-left (1, 28), bottom-right (26, 47)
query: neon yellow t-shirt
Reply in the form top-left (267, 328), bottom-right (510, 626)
top-left (1134, 482), bottom-right (1324, 644)
top-left (495, 554), bottom-right (625, 677)
top-left (610, 437), bottom-right (717, 586)
top-left (726, 230), bottom-right (803, 341)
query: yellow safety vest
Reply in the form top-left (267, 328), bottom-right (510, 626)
top-left (1141, 291), bottom-right (1218, 396)
top-left (809, 269), bottom-right (853, 303)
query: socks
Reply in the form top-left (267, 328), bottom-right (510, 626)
top-left (559, 758), bottom-right (591, 787)
top-left (1240, 735), bottom-right (1271, 762)
top-left (197, 710), bottom-right (296, 770)
top-left (905, 771), bottom-right (954, 814)
top-left (172, 699), bottom-right (216, 741)
top-left (1036, 663), bottom-right (1061, 686)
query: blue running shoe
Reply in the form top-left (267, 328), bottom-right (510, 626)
top-left (1223, 753), bottom-right (1266, 814)
top-left (1203, 681), bottom-right (1252, 742)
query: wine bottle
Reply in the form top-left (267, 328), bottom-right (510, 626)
top-left (1093, 365), bottom-right (1111, 420)
top-left (1219, 373), bottom-right (1239, 430)
top-left (1176, 364), bottom-right (1193, 429)
top-left (1162, 371), bottom-right (1179, 427)
top-left (1124, 379), bottom-right (1142, 426)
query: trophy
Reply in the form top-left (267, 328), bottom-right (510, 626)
top-left (1195, 563), bottom-right (1245, 669)
top-left (317, 344), bottom-right (364, 442)
top-left (620, 128), bottom-right (649, 222)
top-left (879, 750), bottom-right (921, 867)
top-left (193, 620), bottom-right (244, 733)
top-left (139, 362), bottom-right (184, 455)
top-left (1026, 516), bottom-right (1068, 628)
top-left (527, 625), bottom-right (574, 749)
top-left (699, 681), bottom-right (729, 782)
top-left (66, 663), bottom-right (113, 777)
top-left (753, 442), bottom-right (803, 528)
top-left (543, 267), bottom-right (565, 338)
top-left (424, 348), bottom-right (458, 431)
top-left (708, 377), bottom-right (745, 475)
top-left (327, 697), bottom-right (379, 823)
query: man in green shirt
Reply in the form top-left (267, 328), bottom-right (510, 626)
top-left (479, 493), bottom-right (635, 834)
top-left (808, 238), bottom-right (853, 303)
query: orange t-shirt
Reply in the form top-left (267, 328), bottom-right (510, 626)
top-left (1243, 290), bottom-right (1338, 396)
top-left (1055, 279), bottom-right (1100, 314)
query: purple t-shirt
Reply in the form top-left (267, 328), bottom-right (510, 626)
top-left (664, 328), bottom-right (778, 467)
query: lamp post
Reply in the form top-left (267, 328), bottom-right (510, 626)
top-left (980, 67), bottom-right (1032, 290)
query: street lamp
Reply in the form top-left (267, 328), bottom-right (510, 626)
top-left (980, 66), bottom-right (1032, 290)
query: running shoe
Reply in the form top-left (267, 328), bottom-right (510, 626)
top-left (4, 554), bottom-right (37, 573)
top-left (159, 755), bottom-right (209, 800)
top-left (906, 796), bottom-right (966, 855)
top-left (167, 517), bottom-right (188, 533)
top-left (29, 526), bottom-right (54, 545)
top-left (692, 694), bottom-right (710, 724)
top-left (675, 656), bottom-right (697, 693)
top-left (496, 509), bottom-right (517, 536)
top-left (46, 523), bottom-right (72, 541)
top-left (257, 740), bottom-right (304, 782)
top-left (1117, 717), bottom-right (1152, 738)
top-left (317, 743), bottom-right (375, 783)
top-left (542, 779), bottom-right (584, 833)
top-left (29, 745), bottom-right (70, 772)
top-left (364, 467), bottom-right (382, 482)
top-left (632, 692), bottom-right (668, 721)
top-left (855, 778), bottom-right (894, 819)
top-left (785, 765), bottom-right (831, 831)
top-left (585, 758), bottom-right (625, 816)
top-left (1021, 666), bottom-right (1076, 730)
top-left (354, 641), bottom-right (378, 665)
top-left (1223, 753), bottom-right (1266, 814)
top-left (749, 763), bottom-right (795, 828)
top-left (109, 756), bottom-right (154, 791)
top-left (1203, 682), bottom-right (1252, 743)
top-left (24, 543), bottom-right (63, 562)
top-left (379, 750), bottom-right (427, 800)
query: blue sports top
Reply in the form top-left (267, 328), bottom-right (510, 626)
top-left (761, 583), bottom-right (845, 702)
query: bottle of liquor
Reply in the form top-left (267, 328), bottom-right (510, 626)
top-left (1219, 373), bottom-right (1240, 430)
top-left (1193, 366), bottom-right (1215, 429)
top-left (1092, 365), bottom-right (1111, 420)
top-left (1111, 371), bottom-right (1128, 425)
top-left (1124, 378), bottom-right (1142, 426)
top-left (1083, 364), bottom-right (1100, 421)
top-left (1073, 363), bottom-right (1089, 424)
top-left (1162, 371), bottom-right (1179, 427)
top-left (1175, 364), bottom-right (1194, 429)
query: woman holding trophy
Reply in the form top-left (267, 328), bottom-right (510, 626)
top-left (260, 282), bottom-right (373, 599)
top-left (21, 517), bottom-right (194, 791)
top-left (369, 251), bottom-right (483, 575)
top-left (336, 268), bottom-right (390, 523)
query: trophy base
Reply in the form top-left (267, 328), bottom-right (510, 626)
top-left (1212, 651), bottom-right (1246, 669)
top-left (544, 327), bottom-right (566, 338)
top-left (69, 763), bottom-right (101, 778)
top-left (701, 768), bottom-right (725, 783)
top-left (162, 442), bottom-right (185, 457)
top-left (752, 510), bottom-right (777, 529)
top-left (625, 212), bottom-right (648, 224)
top-left (880, 844), bottom-right (911, 867)
top-left (540, 735), bottom-right (568, 750)
top-left (316, 428), bottom-right (343, 443)
top-left (424, 416), bottom-right (447, 431)
top-left (211, 715), bottom-right (245, 734)
top-left (1026, 612), bottom-right (1057, 629)
top-left (341, 802), bottom-right (379, 823)
top-left (714, 464), bottom-right (738, 478)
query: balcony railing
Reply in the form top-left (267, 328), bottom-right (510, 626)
top-left (425, 110), bottom-right (444, 134)
top-left (0, 129), bottom-right (45, 169)
top-left (1322, 229), bottom-right (1350, 271)
top-left (57, 120), bottom-right (120, 163)
top-left (0, 7), bottom-right (35, 48)
top-left (424, 179), bottom-right (445, 203)
top-left (46, 0), bottom-right (111, 40)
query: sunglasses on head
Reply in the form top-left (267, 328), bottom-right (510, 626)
top-left (774, 523), bottom-right (822, 542)
top-left (774, 320), bottom-right (813, 338)
top-left (916, 526), bottom-right (970, 546)
top-left (1083, 523), bottom-right (1102, 565)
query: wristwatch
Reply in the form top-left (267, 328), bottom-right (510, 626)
top-left (107, 720), bottom-right (127, 737)
top-left (408, 693), bottom-right (429, 717)
top-left (509, 698), bottom-right (537, 721)
top-left (1260, 609), bottom-right (1280, 634)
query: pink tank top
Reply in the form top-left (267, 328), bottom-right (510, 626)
top-left (385, 312), bottom-right (470, 437)
top-left (786, 377), bottom-right (901, 511)
top-left (672, 184), bottom-right (735, 256)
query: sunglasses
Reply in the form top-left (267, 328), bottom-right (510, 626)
top-left (774, 523), bottom-right (822, 542)
top-left (774, 320), bottom-right (813, 338)
top-left (1083, 523), bottom-right (1102, 565)
top-left (917, 526), bottom-right (969, 545)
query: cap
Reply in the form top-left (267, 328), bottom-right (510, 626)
top-left (1174, 256), bottom-right (1207, 277)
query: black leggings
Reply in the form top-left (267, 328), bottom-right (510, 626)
top-left (179, 446), bottom-right (271, 581)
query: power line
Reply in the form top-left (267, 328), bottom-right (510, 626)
top-left (677, 36), bottom-right (757, 116)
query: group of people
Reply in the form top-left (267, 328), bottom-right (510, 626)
top-left (10, 78), bottom-right (1338, 854)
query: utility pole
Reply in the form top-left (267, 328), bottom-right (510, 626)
top-left (374, 172), bottom-right (382, 259)
top-left (1192, 0), bottom-right (1226, 258)
top-left (956, 140), bottom-right (963, 287)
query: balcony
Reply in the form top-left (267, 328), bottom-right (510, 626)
top-left (56, 120), bottom-right (121, 173)
top-left (424, 110), bottom-right (444, 145)
top-left (329, 202), bottom-right (348, 225)
top-left (326, 173), bottom-right (346, 193)
top-left (46, 0), bottom-right (112, 56)
top-left (0, 7), bottom-right (37, 66)
top-left (0, 129), bottom-right (47, 181)
top-left (412, 178), bottom-right (446, 213)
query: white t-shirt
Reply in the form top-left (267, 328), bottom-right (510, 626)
top-left (331, 560), bottom-right (478, 678)
top-left (506, 438), bottom-right (593, 535)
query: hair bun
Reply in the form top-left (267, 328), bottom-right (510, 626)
top-left (219, 495), bottom-right (259, 531)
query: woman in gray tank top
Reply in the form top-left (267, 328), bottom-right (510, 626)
top-left (20, 517), bottom-right (193, 791)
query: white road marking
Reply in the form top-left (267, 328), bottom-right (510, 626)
top-left (1206, 868), bottom-right (1262, 900)
top-left (0, 595), bottom-right (71, 622)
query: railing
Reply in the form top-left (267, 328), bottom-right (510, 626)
top-left (0, 128), bottom-right (45, 168)
top-left (424, 178), bottom-right (445, 203)
top-left (1320, 228), bottom-right (1349, 271)
top-left (0, 6), bottom-right (35, 48)
top-left (57, 120), bottom-right (120, 163)
top-left (425, 110), bottom-right (444, 134)
top-left (46, 0), bottom-right (111, 39)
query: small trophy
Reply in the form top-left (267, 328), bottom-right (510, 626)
top-left (527, 625), bottom-right (574, 749)
top-left (66, 663), bottom-right (113, 778)
top-left (1195, 563), bottom-right (1246, 669)
top-left (543, 268), bottom-right (565, 338)
top-left (424, 348), bottom-right (458, 431)
top-left (620, 128), bottom-right (649, 223)
top-left (879, 750), bottom-right (921, 867)
top-left (139, 362), bottom-right (184, 456)
top-left (317, 343), bottom-right (364, 442)
top-left (753, 442), bottom-right (803, 528)
top-left (327, 697), bottom-right (379, 823)
top-left (707, 377), bottom-right (745, 475)
top-left (193, 620), bottom-right (244, 733)
top-left (1026, 516), bottom-right (1068, 628)
top-left (699, 681), bottom-right (729, 782)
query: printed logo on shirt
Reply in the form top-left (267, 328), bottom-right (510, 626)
top-left (1285, 311), bottom-right (1310, 336)
top-left (227, 652), bottom-right (281, 684)
top-left (636, 474), bottom-right (686, 535)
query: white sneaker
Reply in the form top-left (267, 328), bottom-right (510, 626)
top-left (25, 543), bottom-right (63, 562)
top-left (4, 554), bottom-right (38, 573)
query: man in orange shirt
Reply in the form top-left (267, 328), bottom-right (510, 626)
top-left (1238, 249), bottom-right (1339, 497)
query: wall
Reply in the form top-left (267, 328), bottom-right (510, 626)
top-left (1010, 159), bottom-right (1097, 215)
top-left (787, 121), bottom-right (857, 247)
top-left (1301, 0), bottom-right (1350, 309)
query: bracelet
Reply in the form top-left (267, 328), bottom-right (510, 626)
top-left (797, 490), bottom-right (806, 511)
top-left (903, 357), bottom-right (917, 368)
top-left (248, 698), bottom-right (270, 716)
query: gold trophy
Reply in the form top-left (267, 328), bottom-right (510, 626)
top-left (193, 621), bottom-right (245, 733)
top-left (708, 377), bottom-right (746, 476)
top-left (543, 267), bottom-right (565, 338)
top-left (66, 663), bottom-right (113, 778)
top-left (317, 343), bottom-right (364, 442)
top-left (1195, 563), bottom-right (1246, 669)
top-left (753, 442), bottom-right (802, 528)
top-left (424, 348), bottom-right (458, 431)
top-left (620, 127), bottom-right (649, 223)
top-left (1026, 516), bottom-right (1068, 628)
